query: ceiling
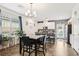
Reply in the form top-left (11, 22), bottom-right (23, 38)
top-left (0, 3), bottom-right (76, 20)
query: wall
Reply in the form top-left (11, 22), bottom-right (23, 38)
top-left (70, 4), bottom-right (79, 53)
top-left (23, 17), bottom-right (37, 36)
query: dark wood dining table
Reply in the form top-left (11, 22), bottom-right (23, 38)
top-left (19, 35), bottom-right (43, 56)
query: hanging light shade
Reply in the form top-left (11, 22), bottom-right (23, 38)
top-left (25, 3), bottom-right (37, 18)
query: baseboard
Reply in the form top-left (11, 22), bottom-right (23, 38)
top-left (68, 43), bottom-right (79, 56)
top-left (72, 48), bottom-right (79, 56)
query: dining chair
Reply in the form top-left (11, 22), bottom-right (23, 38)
top-left (37, 35), bottom-right (47, 56)
top-left (21, 36), bottom-right (35, 56)
top-left (47, 33), bottom-right (55, 44)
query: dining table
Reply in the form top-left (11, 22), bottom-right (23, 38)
top-left (19, 35), bottom-right (44, 56)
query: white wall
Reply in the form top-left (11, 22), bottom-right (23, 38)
top-left (46, 22), bottom-right (55, 29)
top-left (22, 17), bottom-right (38, 36)
top-left (70, 4), bottom-right (79, 53)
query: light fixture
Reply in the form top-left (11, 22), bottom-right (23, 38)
top-left (25, 3), bottom-right (37, 18)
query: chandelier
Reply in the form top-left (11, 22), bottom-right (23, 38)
top-left (25, 3), bottom-right (37, 17)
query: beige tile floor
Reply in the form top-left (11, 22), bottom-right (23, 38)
top-left (0, 39), bottom-right (78, 56)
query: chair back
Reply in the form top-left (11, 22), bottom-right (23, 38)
top-left (21, 36), bottom-right (30, 46)
top-left (44, 35), bottom-right (48, 44)
top-left (40, 36), bottom-right (45, 44)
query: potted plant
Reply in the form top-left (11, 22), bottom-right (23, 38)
top-left (15, 30), bottom-right (23, 37)
top-left (15, 30), bottom-right (23, 45)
